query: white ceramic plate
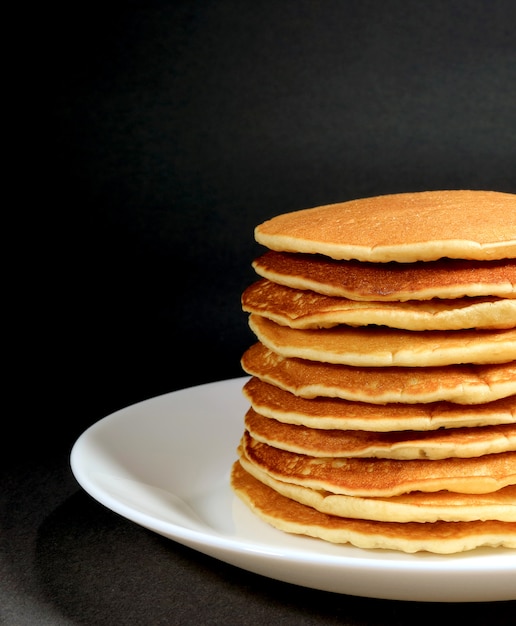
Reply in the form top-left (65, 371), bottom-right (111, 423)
top-left (71, 376), bottom-right (516, 603)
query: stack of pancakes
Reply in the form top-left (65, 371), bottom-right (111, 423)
top-left (231, 189), bottom-right (516, 554)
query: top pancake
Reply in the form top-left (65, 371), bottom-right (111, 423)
top-left (254, 190), bottom-right (516, 262)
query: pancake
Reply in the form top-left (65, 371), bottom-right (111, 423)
top-left (248, 314), bottom-right (516, 367)
top-left (244, 407), bottom-right (516, 460)
top-left (239, 454), bottom-right (516, 523)
top-left (254, 190), bottom-right (516, 263)
top-left (241, 431), bottom-right (516, 496)
top-left (231, 461), bottom-right (516, 553)
top-left (242, 279), bottom-right (516, 330)
top-left (252, 252), bottom-right (516, 301)
top-left (236, 190), bottom-right (516, 554)
top-left (243, 377), bottom-right (516, 431)
top-left (241, 343), bottom-right (516, 404)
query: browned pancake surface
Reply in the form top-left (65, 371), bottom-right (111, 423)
top-left (241, 343), bottom-right (516, 404)
top-left (254, 190), bottom-right (516, 262)
top-left (243, 377), bottom-right (516, 431)
top-left (245, 407), bottom-right (516, 459)
top-left (242, 279), bottom-right (516, 330)
top-left (241, 432), bottom-right (516, 496)
top-left (253, 252), bottom-right (516, 301)
top-left (248, 314), bottom-right (516, 367)
top-left (239, 454), bottom-right (516, 523)
top-left (231, 461), bottom-right (516, 553)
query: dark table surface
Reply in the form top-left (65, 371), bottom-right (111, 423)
top-left (3, 444), bottom-right (516, 625)
top-left (3, 402), bottom-right (516, 625)
top-left (6, 2), bottom-right (516, 623)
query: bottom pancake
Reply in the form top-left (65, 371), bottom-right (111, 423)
top-left (231, 461), bottom-right (516, 554)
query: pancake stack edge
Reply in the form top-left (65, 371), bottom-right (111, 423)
top-left (232, 190), bottom-right (516, 554)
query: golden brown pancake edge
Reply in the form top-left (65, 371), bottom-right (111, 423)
top-left (254, 190), bottom-right (516, 263)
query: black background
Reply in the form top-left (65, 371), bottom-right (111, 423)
top-left (25, 0), bottom-right (516, 451)
top-left (5, 2), bottom-right (516, 623)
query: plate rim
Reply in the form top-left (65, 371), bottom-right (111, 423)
top-left (70, 376), bottom-right (516, 601)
